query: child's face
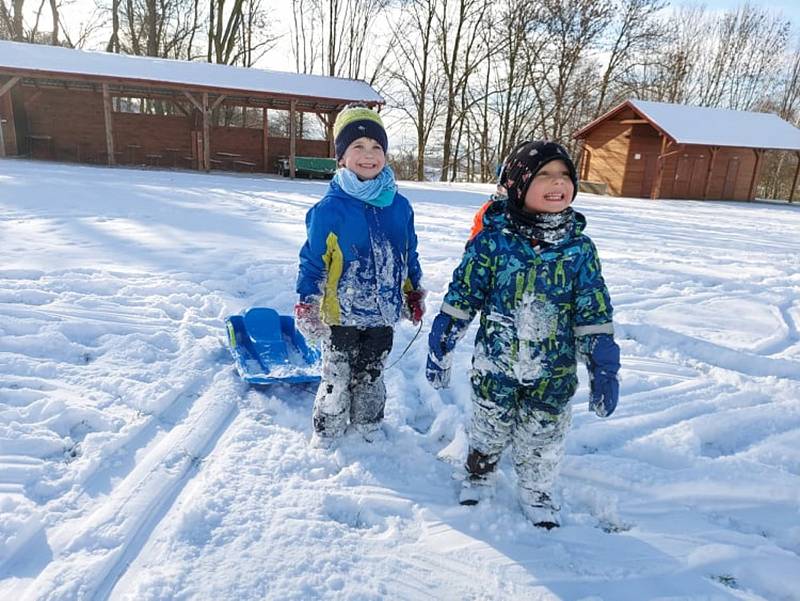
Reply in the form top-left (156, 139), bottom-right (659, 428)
top-left (339, 136), bottom-right (386, 180)
top-left (523, 159), bottom-right (574, 214)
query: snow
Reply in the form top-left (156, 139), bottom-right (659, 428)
top-left (0, 40), bottom-right (383, 104)
top-left (1, 158), bottom-right (800, 600)
top-left (629, 99), bottom-right (800, 151)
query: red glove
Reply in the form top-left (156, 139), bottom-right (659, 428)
top-left (294, 302), bottom-right (329, 341)
top-left (404, 289), bottom-right (426, 325)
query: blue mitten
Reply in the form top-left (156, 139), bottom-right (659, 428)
top-left (581, 334), bottom-right (621, 417)
top-left (426, 312), bottom-right (469, 389)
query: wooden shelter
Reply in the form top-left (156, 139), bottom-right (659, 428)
top-left (574, 99), bottom-right (800, 201)
top-left (0, 40), bottom-right (383, 177)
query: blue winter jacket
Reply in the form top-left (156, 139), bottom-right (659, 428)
top-left (441, 200), bottom-right (613, 403)
top-left (297, 180), bottom-right (423, 327)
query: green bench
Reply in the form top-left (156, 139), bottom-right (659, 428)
top-left (276, 156), bottom-right (337, 179)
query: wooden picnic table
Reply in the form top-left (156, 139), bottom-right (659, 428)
top-left (215, 151), bottom-right (241, 170)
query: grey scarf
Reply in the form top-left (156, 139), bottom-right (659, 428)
top-left (507, 206), bottom-right (575, 246)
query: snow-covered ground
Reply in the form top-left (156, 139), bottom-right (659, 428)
top-left (1, 158), bottom-right (799, 601)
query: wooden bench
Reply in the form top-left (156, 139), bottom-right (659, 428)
top-left (233, 160), bottom-right (256, 172)
top-left (145, 153), bottom-right (163, 166)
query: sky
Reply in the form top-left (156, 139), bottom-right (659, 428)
top-left (1, 157), bottom-right (799, 600)
top-left (38, 0), bottom-right (800, 66)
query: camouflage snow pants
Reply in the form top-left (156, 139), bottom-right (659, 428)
top-left (466, 370), bottom-right (572, 509)
top-left (312, 325), bottom-right (393, 438)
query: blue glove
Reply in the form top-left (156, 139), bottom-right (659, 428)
top-left (426, 312), bottom-right (469, 389)
top-left (581, 334), bottom-right (620, 417)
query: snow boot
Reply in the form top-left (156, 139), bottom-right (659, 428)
top-left (353, 422), bottom-right (386, 443)
top-left (459, 448), bottom-right (498, 505)
top-left (309, 431), bottom-right (335, 450)
top-left (521, 492), bottom-right (560, 530)
top-left (459, 476), bottom-right (493, 505)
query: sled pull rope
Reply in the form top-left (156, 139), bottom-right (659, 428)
top-left (386, 319), bottom-right (424, 370)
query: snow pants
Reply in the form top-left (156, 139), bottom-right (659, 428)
top-left (466, 370), bottom-right (572, 509)
top-left (313, 325), bottom-right (394, 438)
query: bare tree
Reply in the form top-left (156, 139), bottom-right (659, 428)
top-left (493, 0), bottom-right (537, 159)
top-left (436, 0), bottom-right (491, 181)
top-left (525, 0), bottom-right (612, 142)
top-left (592, 0), bottom-right (663, 118)
top-left (289, 0), bottom-right (391, 79)
top-left (387, 0), bottom-right (446, 180)
top-left (1, 0), bottom-right (66, 43)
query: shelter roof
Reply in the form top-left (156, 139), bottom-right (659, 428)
top-left (0, 40), bottom-right (383, 110)
top-left (575, 98), bottom-right (800, 151)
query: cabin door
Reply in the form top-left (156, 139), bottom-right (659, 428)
top-left (640, 153), bottom-right (657, 198)
top-left (673, 155), bottom-right (693, 198)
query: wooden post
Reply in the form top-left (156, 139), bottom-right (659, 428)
top-left (324, 112), bottom-right (337, 158)
top-left (650, 135), bottom-right (669, 200)
top-left (580, 145), bottom-right (593, 180)
top-left (0, 92), bottom-right (17, 157)
top-left (289, 99), bottom-right (297, 179)
top-left (202, 92), bottom-right (210, 172)
top-left (703, 146), bottom-right (719, 200)
top-left (789, 151), bottom-right (800, 203)
top-left (747, 148), bottom-right (764, 201)
top-left (102, 83), bottom-right (116, 166)
top-left (268, 107), bottom-right (269, 173)
top-left (0, 78), bottom-right (21, 157)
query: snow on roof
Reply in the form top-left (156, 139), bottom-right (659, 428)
top-left (629, 99), bottom-right (800, 151)
top-left (0, 40), bottom-right (383, 105)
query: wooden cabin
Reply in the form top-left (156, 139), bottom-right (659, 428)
top-left (574, 99), bottom-right (800, 201)
top-left (0, 40), bottom-right (383, 177)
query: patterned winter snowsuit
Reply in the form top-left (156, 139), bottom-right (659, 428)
top-left (441, 200), bottom-right (613, 508)
top-left (297, 180), bottom-right (423, 437)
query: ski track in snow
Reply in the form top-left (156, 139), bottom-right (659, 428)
top-left (1, 160), bottom-right (800, 600)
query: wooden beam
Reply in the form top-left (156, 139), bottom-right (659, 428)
top-left (102, 83), bottom-right (116, 166)
top-left (747, 149), bottom-right (764, 201)
top-left (183, 91), bottom-right (203, 112)
top-left (650, 135), bottom-right (669, 199)
top-left (0, 76), bottom-right (20, 98)
top-left (268, 107), bottom-right (269, 173)
top-left (703, 146), bottom-right (720, 199)
top-left (327, 110), bottom-right (338, 159)
top-left (202, 92), bottom-right (210, 172)
top-left (289, 99), bottom-right (297, 179)
top-left (211, 94), bottom-right (226, 111)
top-left (618, 119), bottom-right (648, 124)
top-left (0, 90), bottom-right (17, 156)
top-left (790, 152), bottom-right (800, 203)
top-left (0, 109), bottom-right (5, 157)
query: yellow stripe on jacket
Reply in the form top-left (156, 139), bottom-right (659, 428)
top-left (321, 232), bottom-right (344, 324)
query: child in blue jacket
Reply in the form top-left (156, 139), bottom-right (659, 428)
top-left (296, 104), bottom-right (424, 448)
top-left (426, 141), bottom-right (620, 529)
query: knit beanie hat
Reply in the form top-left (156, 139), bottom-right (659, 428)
top-left (500, 141), bottom-right (579, 209)
top-left (333, 104), bottom-right (388, 160)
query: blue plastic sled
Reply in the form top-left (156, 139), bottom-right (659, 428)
top-left (225, 307), bottom-right (322, 386)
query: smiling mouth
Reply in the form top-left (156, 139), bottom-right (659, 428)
top-left (544, 192), bottom-right (565, 201)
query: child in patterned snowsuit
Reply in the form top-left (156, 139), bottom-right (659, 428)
top-left (426, 141), bottom-right (620, 528)
top-left (295, 104), bottom-right (424, 448)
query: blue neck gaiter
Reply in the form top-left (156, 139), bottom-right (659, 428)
top-left (333, 165), bottom-right (397, 207)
